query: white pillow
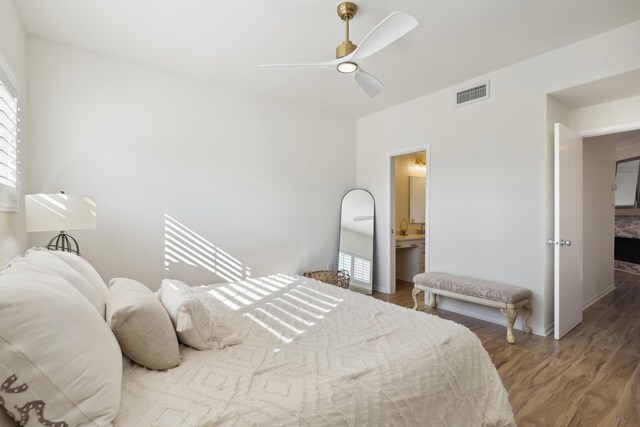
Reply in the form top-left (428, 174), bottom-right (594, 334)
top-left (0, 267), bottom-right (122, 426)
top-left (43, 248), bottom-right (108, 301)
top-left (160, 279), bottom-right (240, 350)
top-left (10, 248), bottom-right (108, 318)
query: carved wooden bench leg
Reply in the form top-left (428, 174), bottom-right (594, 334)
top-left (500, 308), bottom-right (518, 344)
top-left (522, 303), bottom-right (532, 334)
top-left (412, 287), bottom-right (422, 310)
top-left (430, 293), bottom-right (437, 309)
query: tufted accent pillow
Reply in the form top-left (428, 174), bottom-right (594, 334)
top-left (159, 279), bottom-right (240, 350)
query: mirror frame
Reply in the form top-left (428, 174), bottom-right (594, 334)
top-left (409, 175), bottom-right (426, 224)
top-left (338, 188), bottom-right (375, 294)
top-left (615, 156), bottom-right (640, 209)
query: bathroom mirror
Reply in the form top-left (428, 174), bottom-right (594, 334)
top-left (338, 189), bottom-right (375, 294)
top-left (409, 176), bottom-right (426, 223)
top-left (615, 157), bottom-right (640, 208)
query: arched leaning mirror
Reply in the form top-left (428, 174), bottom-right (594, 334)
top-left (338, 189), bottom-right (375, 294)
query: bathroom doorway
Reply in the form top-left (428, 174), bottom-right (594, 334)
top-left (389, 147), bottom-right (430, 294)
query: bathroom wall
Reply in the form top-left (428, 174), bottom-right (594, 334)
top-left (395, 151), bottom-right (426, 235)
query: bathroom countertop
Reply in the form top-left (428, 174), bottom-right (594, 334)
top-left (396, 234), bottom-right (426, 242)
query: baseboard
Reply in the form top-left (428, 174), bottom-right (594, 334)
top-left (614, 268), bottom-right (640, 276)
top-left (583, 284), bottom-right (616, 310)
top-left (544, 323), bottom-right (554, 337)
top-left (543, 285), bottom-right (615, 339)
top-left (434, 298), bottom-right (546, 337)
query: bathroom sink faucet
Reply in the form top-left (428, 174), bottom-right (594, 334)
top-left (419, 223), bottom-right (425, 234)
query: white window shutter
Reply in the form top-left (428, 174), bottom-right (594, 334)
top-left (0, 58), bottom-right (19, 212)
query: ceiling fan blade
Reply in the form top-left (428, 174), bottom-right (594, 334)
top-left (351, 11), bottom-right (418, 61)
top-left (354, 69), bottom-right (384, 97)
top-left (259, 59), bottom-right (339, 70)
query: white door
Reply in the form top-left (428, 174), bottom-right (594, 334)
top-left (553, 123), bottom-right (583, 340)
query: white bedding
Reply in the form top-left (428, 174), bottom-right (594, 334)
top-left (115, 275), bottom-right (515, 426)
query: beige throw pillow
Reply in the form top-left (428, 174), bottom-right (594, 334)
top-left (160, 279), bottom-right (240, 350)
top-left (107, 278), bottom-right (180, 370)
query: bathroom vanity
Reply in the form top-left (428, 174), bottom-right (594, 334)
top-left (395, 234), bottom-right (425, 282)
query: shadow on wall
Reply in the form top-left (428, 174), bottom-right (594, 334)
top-left (163, 214), bottom-right (251, 282)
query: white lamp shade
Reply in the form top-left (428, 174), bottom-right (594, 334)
top-left (25, 194), bottom-right (96, 232)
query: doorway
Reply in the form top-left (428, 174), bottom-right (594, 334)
top-left (552, 122), bottom-right (640, 339)
top-left (389, 146), bottom-right (430, 294)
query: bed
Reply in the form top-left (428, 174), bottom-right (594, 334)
top-left (115, 274), bottom-right (515, 426)
top-left (0, 250), bottom-right (514, 426)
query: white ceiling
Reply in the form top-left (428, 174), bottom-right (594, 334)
top-left (15, 0), bottom-right (640, 118)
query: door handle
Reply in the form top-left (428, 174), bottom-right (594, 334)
top-left (546, 239), bottom-right (571, 246)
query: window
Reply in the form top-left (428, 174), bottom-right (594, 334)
top-left (338, 251), bottom-right (351, 272)
top-left (0, 59), bottom-right (18, 211)
top-left (338, 250), bottom-right (372, 285)
top-left (352, 256), bottom-right (371, 284)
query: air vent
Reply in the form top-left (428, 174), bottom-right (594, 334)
top-left (456, 81), bottom-right (489, 106)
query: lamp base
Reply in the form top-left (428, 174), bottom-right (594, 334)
top-left (47, 232), bottom-right (80, 256)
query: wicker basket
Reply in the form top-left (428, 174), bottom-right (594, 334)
top-left (303, 269), bottom-right (350, 288)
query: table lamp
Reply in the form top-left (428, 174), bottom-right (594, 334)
top-left (25, 192), bottom-right (96, 256)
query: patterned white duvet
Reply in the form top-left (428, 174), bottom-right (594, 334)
top-left (115, 275), bottom-right (515, 426)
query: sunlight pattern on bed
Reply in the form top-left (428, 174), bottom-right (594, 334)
top-left (115, 275), bottom-right (515, 427)
top-left (205, 274), bottom-right (343, 346)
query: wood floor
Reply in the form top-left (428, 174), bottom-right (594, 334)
top-left (372, 271), bottom-right (640, 426)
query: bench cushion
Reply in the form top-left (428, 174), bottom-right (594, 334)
top-left (413, 272), bottom-right (531, 304)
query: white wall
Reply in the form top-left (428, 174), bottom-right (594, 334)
top-left (0, 0), bottom-right (28, 260)
top-left (27, 38), bottom-right (356, 288)
top-left (569, 95), bottom-right (640, 135)
top-left (356, 19), bottom-right (640, 336)
top-left (617, 142), bottom-right (640, 160)
top-left (341, 229), bottom-right (371, 259)
top-left (582, 135), bottom-right (616, 307)
top-left (615, 130), bottom-right (640, 161)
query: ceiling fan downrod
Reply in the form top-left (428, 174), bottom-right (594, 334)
top-left (336, 2), bottom-right (358, 58)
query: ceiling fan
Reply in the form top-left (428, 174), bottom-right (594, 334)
top-left (260, 2), bottom-right (419, 98)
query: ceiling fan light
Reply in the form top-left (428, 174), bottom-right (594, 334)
top-left (337, 62), bottom-right (358, 74)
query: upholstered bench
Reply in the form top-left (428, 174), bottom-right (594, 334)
top-left (412, 272), bottom-right (532, 344)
